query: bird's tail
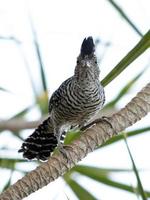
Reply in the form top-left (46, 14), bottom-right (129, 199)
top-left (18, 117), bottom-right (57, 161)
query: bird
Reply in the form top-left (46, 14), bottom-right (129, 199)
top-left (18, 36), bottom-right (105, 161)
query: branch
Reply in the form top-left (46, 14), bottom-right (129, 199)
top-left (0, 83), bottom-right (150, 200)
top-left (0, 110), bottom-right (116, 132)
top-left (0, 117), bottom-right (47, 132)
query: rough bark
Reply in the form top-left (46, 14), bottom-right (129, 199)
top-left (0, 83), bottom-right (150, 200)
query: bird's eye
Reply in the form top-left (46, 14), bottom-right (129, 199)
top-left (94, 60), bottom-right (97, 64)
top-left (77, 60), bottom-right (80, 64)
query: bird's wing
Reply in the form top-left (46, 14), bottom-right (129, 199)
top-left (49, 77), bottom-right (73, 113)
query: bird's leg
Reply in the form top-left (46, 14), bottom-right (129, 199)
top-left (80, 116), bottom-right (116, 135)
top-left (55, 129), bottom-right (74, 161)
top-left (70, 125), bottom-right (80, 132)
top-left (78, 119), bottom-right (92, 131)
top-left (58, 141), bottom-right (75, 162)
top-left (54, 128), bottom-right (64, 153)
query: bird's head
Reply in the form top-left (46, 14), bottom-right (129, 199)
top-left (75, 37), bottom-right (100, 81)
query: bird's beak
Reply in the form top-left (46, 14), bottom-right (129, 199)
top-left (85, 60), bottom-right (91, 67)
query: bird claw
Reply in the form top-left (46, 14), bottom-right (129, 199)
top-left (57, 144), bottom-right (74, 162)
top-left (94, 116), bottom-right (112, 127)
top-left (97, 116), bottom-right (117, 135)
top-left (81, 116), bottom-right (116, 135)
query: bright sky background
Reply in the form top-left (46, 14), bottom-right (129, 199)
top-left (0, 0), bottom-right (150, 199)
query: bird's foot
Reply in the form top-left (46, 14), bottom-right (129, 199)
top-left (81, 116), bottom-right (116, 135)
top-left (57, 143), bottom-right (74, 162)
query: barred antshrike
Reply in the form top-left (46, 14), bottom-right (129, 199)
top-left (19, 37), bottom-right (105, 161)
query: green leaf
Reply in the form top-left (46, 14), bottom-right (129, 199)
top-left (65, 127), bottom-right (150, 149)
top-left (105, 67), bottom-right (147, 109)
top-left (0, 36), bottom-right (21, 44)
top-left (64, 193), bottom-right (71, 200)
top-left (10, 131), bottom-right (23, 140)
top-left (64, 130), bottom-right (81, 145)
top-left (0, 35), bottom-right (38, 99)
top-left (36, 91), bottom-right (49, 114)
top-left (0, 158), bottom-right (26, 170)
top-left (64, 173), bottom-right (97, 200)
top-left (0, 87), bottom-right (13, 94)
top-left (10, 106), bottom-right (33, 119)
top-left (73, 165), bottom-right (133, 174)
top-left (101, 30), bottom-right (150, 87)
top-left (1, 170), bottom-right (13, 192)
top-left (107, 0), bottom-right (143, 37)
top-left (27, 14), bottom-right (49, 114)
top-left (73, 165), bottom-right (150, 196)
top-left (18, 47), bottom-right (38, 99)
top-left (124, 137), bottom-right (147, 200)
top-left (28, 14), bottom-right (48, 93)
top-left (100, 127), bottom-right (150, 148)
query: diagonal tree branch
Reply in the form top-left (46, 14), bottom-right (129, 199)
top-left (0, 83), bottom-right (150, 200)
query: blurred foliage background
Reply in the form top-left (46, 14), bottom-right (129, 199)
top-left (0, 0), bottom-right (150, 199)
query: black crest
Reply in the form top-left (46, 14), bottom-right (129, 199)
top-left (81, 36), bottom-right (95, 56)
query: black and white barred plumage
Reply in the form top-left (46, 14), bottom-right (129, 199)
top-left (19, 37), bottom-right (105, 161)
